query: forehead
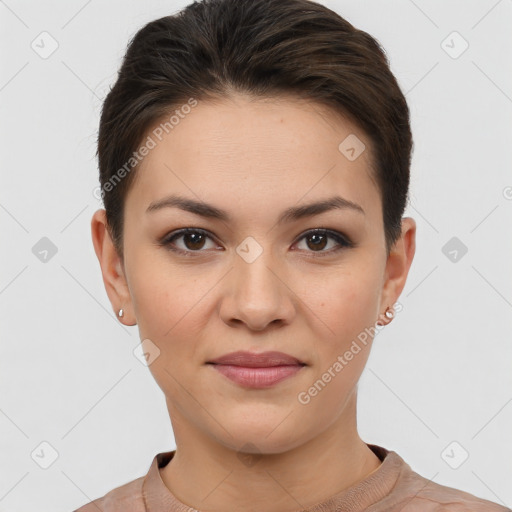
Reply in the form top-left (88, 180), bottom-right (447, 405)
top-left (124, 94), bottom-right (381, 222)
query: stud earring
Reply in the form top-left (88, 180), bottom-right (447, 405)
top-left (118, 308), bottom-right (124, 318)
top-left (377, 305), bottom-right (394, 326)
top-left (384, 306), bottom-right (394, 319)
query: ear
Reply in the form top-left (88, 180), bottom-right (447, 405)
top-left (379, 217), bottom-right (416, 316)
top-left (91, 208), bottom-right (135, 326)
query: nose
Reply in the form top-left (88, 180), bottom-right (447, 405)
top-left (219, 248), bottom-right (296, 332)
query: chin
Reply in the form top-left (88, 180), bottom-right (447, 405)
top-left (211, 417), bottom-right (310, 456)
top-left (223, 435), bottom-right (303, 456)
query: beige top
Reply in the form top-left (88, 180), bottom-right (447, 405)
top-left (74, 444), bottom-right (510, 511)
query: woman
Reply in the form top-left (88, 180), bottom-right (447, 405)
top-left (76, 0), bottom-right (510, 510)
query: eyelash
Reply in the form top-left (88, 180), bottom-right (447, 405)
top-left (159, 227), bottom-right (354, 257)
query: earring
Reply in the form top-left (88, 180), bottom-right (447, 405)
top-left (377, 305), bottom-right (394, 326)
top-left (118, 308), bottom-right (124, 318)
top-left (384, 306), bottom-right (394, 320)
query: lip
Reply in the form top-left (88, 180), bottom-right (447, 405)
top-left (207, 350), bottom-right (305, 367)
top-left (206, 350), bottom-right (306, 388)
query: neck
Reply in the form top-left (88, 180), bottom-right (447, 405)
top-left (160, 392), bottom-right (382, 511)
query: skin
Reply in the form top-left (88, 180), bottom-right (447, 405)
top-left (91, 93), bottom-right (416, 512)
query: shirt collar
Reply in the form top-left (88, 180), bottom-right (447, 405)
top-left (142, 443), bottom-right (404, 512)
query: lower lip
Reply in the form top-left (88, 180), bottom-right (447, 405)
top-left (209, 364), bottom-right (304, 388)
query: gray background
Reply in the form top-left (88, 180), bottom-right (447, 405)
top-left (1, 0), bottom-right (511, 510)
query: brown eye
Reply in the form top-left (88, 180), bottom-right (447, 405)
top-left (295, 229), bottom-right (353, 255)
top-left (305, 233), bottom-right (328, 251)
top-left (161, 228), bottom-right (219, 255)
top-left (181, 232), bottom-right (206, 250)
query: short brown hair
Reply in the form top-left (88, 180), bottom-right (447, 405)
top-left (97, 0), bottom-right (413, 259)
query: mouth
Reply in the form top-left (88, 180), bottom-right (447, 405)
top-left (206, 351), bottom-right (307, 388)
top-left (206, 350), bottom-right (306, 367)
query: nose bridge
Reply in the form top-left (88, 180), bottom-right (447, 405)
top-left (235, 240), bottom-right (281, 302)
top-left (222, 237), bottom-right (294, 329)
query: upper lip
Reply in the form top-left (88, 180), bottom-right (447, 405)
top-left (207, 350), bottom-right (306, 367)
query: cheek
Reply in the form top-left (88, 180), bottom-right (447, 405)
top-left (130, 269), bottom-right (212, 398)
top-left (301, 263), bottom-right (381, 347)
top-left (128, 250), bottom-right (210, 341)
top-left (297, 275), bottom-right (377, 420)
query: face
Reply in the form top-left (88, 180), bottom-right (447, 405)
top-left (92, 94), bottom-right (415, 455)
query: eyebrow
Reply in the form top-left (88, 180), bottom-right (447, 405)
top-left (146, 194), bottom-right (365, 223)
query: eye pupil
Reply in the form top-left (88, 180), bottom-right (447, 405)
top-left (184, 232), bottom-right (205, 250)
top-left (307, 234), bottom-right (327, 251)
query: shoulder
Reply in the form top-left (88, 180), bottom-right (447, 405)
top-left (73, 475), bottom-right (145, 512)
top-left (389, 460), bottom-right (510, 511)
